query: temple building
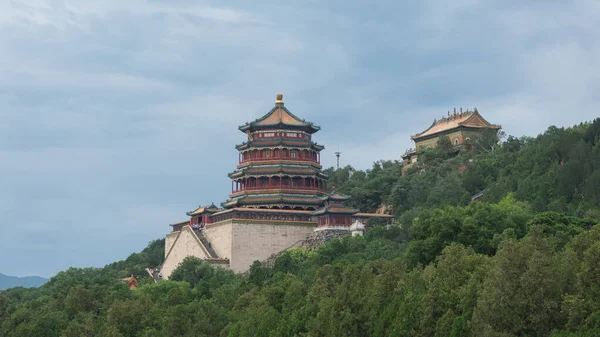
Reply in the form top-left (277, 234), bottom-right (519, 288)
top-left (121, 275), bottom-right (138, 290)
top-left (160, 94), bottom-right (393, 278)
top-left (402, 107), bottom-right (501, 172)
top-left (224, 94), bottom-right (328, 210)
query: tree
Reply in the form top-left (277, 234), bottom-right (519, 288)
top-left (472, 227), bottom-right (568, 336)
top-left (169, 257), bottom-right (214, 290)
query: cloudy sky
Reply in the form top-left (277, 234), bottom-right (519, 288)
top-left (1, 0), bottom-right (598, 277)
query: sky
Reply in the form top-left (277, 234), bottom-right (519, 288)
top-left (1, 0), bottom-right (599, 277)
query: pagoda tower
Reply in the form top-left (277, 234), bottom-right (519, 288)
top-left (223, 94), bottom-right (329, 210)
top-left (160, 93), bottom-right (395, 277)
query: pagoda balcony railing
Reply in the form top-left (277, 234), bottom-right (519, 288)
top-left (239, 156), bottom-right (319, 164)
top-left (231, 186), bottom-right (327, 194)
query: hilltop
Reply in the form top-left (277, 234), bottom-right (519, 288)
top-left (0, 273), bottom-right (47, 290)
top-left (327, 118), bottom-right (600, 222)
top-left (0, 119), bottom-right (599, 337)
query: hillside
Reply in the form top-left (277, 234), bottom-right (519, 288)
top-left (326, 118), bottom-right (600, 223)
top-left (0, 119), bottom-right (599, 337)
top-left (0, 273), bottom-right (47, 290)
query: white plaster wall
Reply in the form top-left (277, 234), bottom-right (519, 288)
top-left (204, 221), bottom-right (233, 260)
top-left (161, 227), bottom-right (210, 280)
top-left (165, 232), bottom-right (178, 258)
top-left (230, 222), bottom-right (315, 273)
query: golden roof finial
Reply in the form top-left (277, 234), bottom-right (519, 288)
top-left (275, 93), bottom-right (284, 105)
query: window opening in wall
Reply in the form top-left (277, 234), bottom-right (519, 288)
top-left (291, 150), bottom-right (297, 158)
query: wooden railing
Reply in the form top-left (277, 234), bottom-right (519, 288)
top-left (240, 156), bottom-right (318, 164)
top-left (236, 186), bottom-right (327, 192)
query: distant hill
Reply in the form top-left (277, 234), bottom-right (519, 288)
top-left (0, 273), bottom-right (47, 290)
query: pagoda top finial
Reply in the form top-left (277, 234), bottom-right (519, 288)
top-left (275, 93), bottom-right (284, 106)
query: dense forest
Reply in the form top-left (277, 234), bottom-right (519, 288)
top-left (1, 119), bottom-right (599, 337)
top-left (327, 118), bottom-right (600, 222)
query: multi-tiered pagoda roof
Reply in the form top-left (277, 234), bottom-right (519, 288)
top-left (223, 94), bottom-right (328, 210)
top-left (173, 94), bottom-right (394, 230)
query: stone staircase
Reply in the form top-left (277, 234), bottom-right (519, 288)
top-left (192, 229), bottom-right (219, 259)
top-left (199, 236), bottom-right (219, 259)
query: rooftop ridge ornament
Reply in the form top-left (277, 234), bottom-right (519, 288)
top-left (275, 93), bottom-right (284, 106)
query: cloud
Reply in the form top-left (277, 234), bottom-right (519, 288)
top-left (1, 0), bottom-right (599, 277)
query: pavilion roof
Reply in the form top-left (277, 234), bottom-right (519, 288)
top-left (238, 94), bottom-right (320, 134)
top-left (311, 205), bottom-right (359, 216)
top-left (169, 219), bottom-right (190, 226)
top-left (222, 193), bottom-right (324, 209)
top-left (186, 203), bottom-right (220, 216)
top-left (319, 190), bottom-right (352, 202)
top-left (121, 275), bottom-right (137, 282)
top-left (411, 109), bottom-right (501, 141)
top-left (354, 212), bottom-right (394, 218)
top-left (211, 207), bottom-right (315, 217)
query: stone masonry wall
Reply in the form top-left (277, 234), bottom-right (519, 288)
top-left (257, 229), bottom-right (351, 270)
top-left (204, 221), bottom-right (233, 261)
top-left (302, 229), bottom-right (350, 249)
top-left (165, 232), bottom-right (178, 259)
top-left (229, 221), bottom-right (315, 273)
top-left (161, 227), bottom-right (210, 280)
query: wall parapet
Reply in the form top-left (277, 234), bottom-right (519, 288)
top-left (208, 218), bottom-right (316, 227)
